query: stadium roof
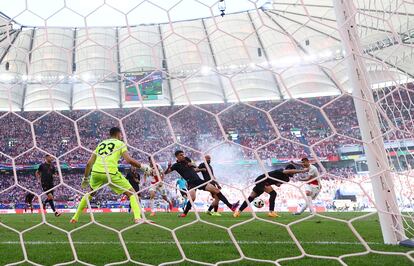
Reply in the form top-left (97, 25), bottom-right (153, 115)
top-left (0, 0), bottom-right (413, 111)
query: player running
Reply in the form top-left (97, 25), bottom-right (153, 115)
top-left (292, 158), bottom-right (321, 215)
top-left (70, 127), bottom-right (151, 224)
top-left (36, 154), bottom-right (61, 217)
top-left (234, 164), bottom-right (308, 218)
top-left (176, 176), bottom-right (188, 211)
top-left (145, 157), bottom-right (173, 216)
top-left (198, 155), bottom-right (223, 216)
top-left (165, 150), bottom-right (239, 217)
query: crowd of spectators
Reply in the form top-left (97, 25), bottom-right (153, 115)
top-left (0, 164), bottom-right (366, 206)
top-left (1, 91), bottom-right (413, 209)
top-left (0, 169), bottom-right (179, 207)
top-left (1, 159), bottom-right (413, 211)
top-left (376, 87), bottom-right (414, 140)
top-left (1, 92), bottom-right (413, 162)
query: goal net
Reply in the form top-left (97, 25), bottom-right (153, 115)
top-left (0, 0), bottom-right (413, 265)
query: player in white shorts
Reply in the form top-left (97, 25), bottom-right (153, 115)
top-left (293, 158), bottom-right (321, 215)
top-left (144, 157), bottom-right (173, 216)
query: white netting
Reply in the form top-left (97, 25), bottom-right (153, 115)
top-left (0, 0), bottom-right (414, 265)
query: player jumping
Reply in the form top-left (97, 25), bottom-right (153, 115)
top-left (36, 154), bottom-right (61, 217)
top-left (70, 127), bottom-right (151, 224)
top-left (165, 150), bottom-right (239, 217)
top-left (234, 164), bottom-right (308, 218)
top-left (145, 157), bottom-right (173, 216)
top-left (292, 158), bottom-right (321, 215)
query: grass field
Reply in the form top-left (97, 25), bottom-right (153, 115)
top-left (0, 211), bottom-right (413, 265)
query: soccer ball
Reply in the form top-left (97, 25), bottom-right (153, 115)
top-left (144, 168), bottom-right (153, 176)
top-left (253, 199), bottom-right (265, 208)
top-left (141, 164), bottom-right (153, 175)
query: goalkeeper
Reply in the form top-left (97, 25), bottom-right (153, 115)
top-left (70, 127), bottom-right (151, 224)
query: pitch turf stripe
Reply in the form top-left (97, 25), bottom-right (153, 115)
top-left (0, 240), bottom-right (382, 245)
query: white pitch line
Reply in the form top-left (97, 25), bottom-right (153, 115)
top-left (0, 240), bottom-right (384, 245)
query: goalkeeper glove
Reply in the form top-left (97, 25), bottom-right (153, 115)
top-left (81, 176), bottom-right (90, 189)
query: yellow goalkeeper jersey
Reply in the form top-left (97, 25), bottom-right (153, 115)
top-left (91, 138), bottom-right (127, 174)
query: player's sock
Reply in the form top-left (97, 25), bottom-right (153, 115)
top-left (129, 195), bottom-right (142, 220)
top-left (214, 205), bottom-right (218, 212)
top-left (216, 192), bottom-right (232, 209)
top-left (72, 195), bottom-right (91, 221)
top-left (297, 202), bottom-right (307, 214)
top-left (163, 198), bottom-right (173, 211)
top-left (49, 200), bottom-right (57, 213)
top-left (168, 200), bottom-right (173, 211)
top-left (150, 198), bottom-right (155, 213)
top-left (182, 198), bottom-right (188, 211)
top-left (239, 196), bottom-right (255, 212)
top-left (208, 204), bottom-right (214, 212)
top-left (269, 191), bottom-right (277, 211)
top-left (44, 199), bottom-right (51, 213)
top-left (183, 201), bottom-right (192, 215)
top-left (307, 196), bottom-right (314, 213)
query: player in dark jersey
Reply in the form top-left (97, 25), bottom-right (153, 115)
top-left (35, 154), bottom-right (61, 217)
top-left (198, 155), bottom-right (224, 216)
top-left (165, 150), bottom-right (239, 218)
top-left (126, 166), bottom-right (141, 194)
top-left (24, 192), bottom-right (35, 213)
top-left (233, 164), bottom-right (309, 218)
top-left (126, 166), bottom-right (141, 213)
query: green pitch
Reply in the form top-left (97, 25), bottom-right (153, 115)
top-left (0, 212), bottom-right (413, 265)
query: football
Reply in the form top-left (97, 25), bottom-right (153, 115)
top-left (141, 164), bottom-right (153, 175)
top-left (253, 198), bottom-right (265, 208)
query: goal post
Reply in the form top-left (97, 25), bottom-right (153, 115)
top-left (333, 0), bottom-right (407, 245)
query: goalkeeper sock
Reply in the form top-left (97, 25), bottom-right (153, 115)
top-left (129, 194), bottom-right (141, 220)
top-left (216, 192), bottom-right (232, 209)
top-left (269, 191), bottom-right (277, 211)
top-left (214, 205), bottom-right (218, 212)
top-left (208, 204), bottom-right (214, 212)
top-left (239, 196), bottom-right (255, 212)
top-left (72, 195), bottom-right (91, 221)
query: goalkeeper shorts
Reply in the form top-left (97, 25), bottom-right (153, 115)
top-left (90, 171), bottom-right (132, 195)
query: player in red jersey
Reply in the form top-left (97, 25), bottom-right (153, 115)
top-left (293, 158), bottom-right (321, 215)
top-left (145, 157), bottom-right (173, 216)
